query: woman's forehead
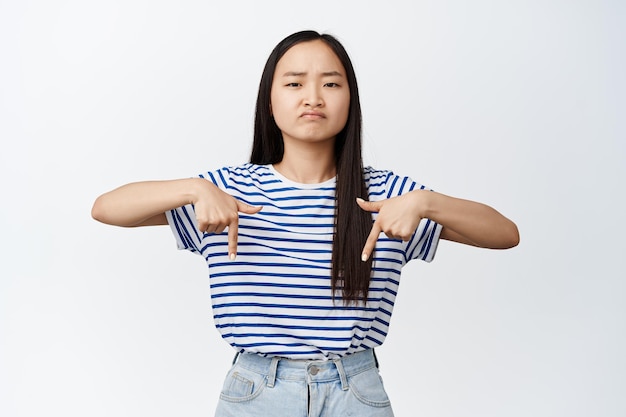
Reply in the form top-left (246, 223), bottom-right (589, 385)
top-left (275, 40), bottom-right (345, 76)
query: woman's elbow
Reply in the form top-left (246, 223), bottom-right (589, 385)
top-left (91, 196), bottom-right (108, 223)
top-left (91, 195), bottom-right (119, 225)
top-left (499, 222), bottom-right (520, 249)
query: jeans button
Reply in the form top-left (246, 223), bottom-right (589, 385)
top-left (309, 365), bottom-right (319, 375)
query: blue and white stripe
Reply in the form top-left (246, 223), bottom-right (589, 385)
top-left (166, 164), bottom-right (441, 359)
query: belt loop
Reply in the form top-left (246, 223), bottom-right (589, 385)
top-left (334, 357), bottom-right (349, 391)
top-left (266, 356), bottom-right (280, 388)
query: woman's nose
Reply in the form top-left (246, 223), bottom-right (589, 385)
top-left (304, 86), bottom-right (323, 107)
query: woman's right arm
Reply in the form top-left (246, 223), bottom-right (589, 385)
top-left (92, 178), bottom-right (262, 258)
top-left (91, 178), bottom-right (211, 227)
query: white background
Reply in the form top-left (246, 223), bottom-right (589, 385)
top-left (1, 1), bottom-right (625, 416)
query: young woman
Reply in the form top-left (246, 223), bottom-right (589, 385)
top-left (92, 30), bottom-right (519, 417)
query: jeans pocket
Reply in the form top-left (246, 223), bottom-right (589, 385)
top-left (348, 367), bottom-right (392, 408)
top-left (219, 365), bottom-right (267, 403)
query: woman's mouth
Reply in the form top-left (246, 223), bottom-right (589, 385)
top-left (301, 110), bottom-right (325, 119)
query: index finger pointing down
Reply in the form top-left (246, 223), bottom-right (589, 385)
top-left (227, 219), bottom-right (239, 260)
top-left (361, 221), bottom-right (382, 262)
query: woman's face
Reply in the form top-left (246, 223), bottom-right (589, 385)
top-left (270, 40), bottom-right (350, 148)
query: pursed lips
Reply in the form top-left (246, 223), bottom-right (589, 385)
top-left (300, 110), bottom-right (326, 119)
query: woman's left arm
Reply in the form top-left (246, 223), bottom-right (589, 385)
top-left (357, 190), bottom-right (519, 261)
top-left (418, 190), bottom-right (520, 249)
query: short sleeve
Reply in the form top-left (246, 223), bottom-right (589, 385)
top-left (165, 204), bottom-right (204, 254)
top-left (405, 217), bottom-right (442, 262)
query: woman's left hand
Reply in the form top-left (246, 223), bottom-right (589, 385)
top-left (356, 192), bottom-right (425, 261)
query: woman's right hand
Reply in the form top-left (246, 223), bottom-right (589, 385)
top-left (191, 179), bottom-right (262, 259)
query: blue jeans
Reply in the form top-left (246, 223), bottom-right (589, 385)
top-left (214, 349), bottom-right (394, 417)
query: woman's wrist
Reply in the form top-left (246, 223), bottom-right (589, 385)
top-left (411, 189), bottom-right (433, 219)
top-left (184, 177), bottom-right (211, 205)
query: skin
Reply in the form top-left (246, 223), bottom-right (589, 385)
top-left (91, 40), bottom-right (519, 261)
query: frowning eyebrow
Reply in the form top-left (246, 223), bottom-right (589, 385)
top-left (281, 71), bottom-right (344, 77)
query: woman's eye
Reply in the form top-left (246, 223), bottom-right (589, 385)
top-left (286, 82), bottom-right (301, 87)
top-left (324, 82), bottom-right (339, 88)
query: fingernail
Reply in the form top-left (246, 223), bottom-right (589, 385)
top-left (361, 253), bottom-right (368, 262)
top-left (229, 253), bottom-right (236, 260)
top-left (356, 198), bottom-right (365, 203)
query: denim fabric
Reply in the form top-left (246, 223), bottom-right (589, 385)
top-left (213, 349), bottom-right (394, 417)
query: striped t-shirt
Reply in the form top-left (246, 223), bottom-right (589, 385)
top-left (166, 163), bottom-right (442, 360)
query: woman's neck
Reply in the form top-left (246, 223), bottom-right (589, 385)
top-left (273, 143), bottom-right (336, 184)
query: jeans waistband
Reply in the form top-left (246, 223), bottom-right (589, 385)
top-left (233, 349), bottom-right (379, 391)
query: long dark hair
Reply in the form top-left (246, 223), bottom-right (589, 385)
top-left (250, 30), bottom-right (373, 304)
